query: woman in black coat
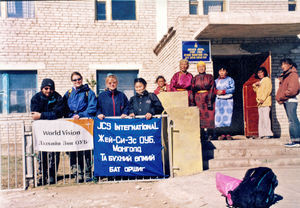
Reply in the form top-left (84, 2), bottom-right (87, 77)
top-left (129, 78), bottom-right (164, 120)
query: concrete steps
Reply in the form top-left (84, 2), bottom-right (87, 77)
top-left (202, 138), bottom-right (300, 170)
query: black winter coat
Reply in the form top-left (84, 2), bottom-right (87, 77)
top-left (30, 91), bottom-right (64, 120)
top-left (129, 90), bottom-right (164, 116)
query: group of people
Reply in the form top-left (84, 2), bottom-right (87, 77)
top-left (31, 72), bottom-right (164, 184)
top-left (154, 58), bottom-right (300, 145)
top-left (154, 59), bottom-right (235, 140)
top-left (31, 57), bottom-right (299, 184)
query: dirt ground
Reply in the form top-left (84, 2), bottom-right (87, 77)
top-left (1, 166), bottom-right (300, 208)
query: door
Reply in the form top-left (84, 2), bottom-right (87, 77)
top-left (243, 54), bottom-right (271, 137)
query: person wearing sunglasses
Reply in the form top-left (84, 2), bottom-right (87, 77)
top-left (63, 71), bottom-right (97, 182)
top-left (30, 78), bottom-right (64, 185)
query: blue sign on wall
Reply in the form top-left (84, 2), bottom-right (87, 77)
top-left (182, 41), bottom-right (211, 62)
top-left (93, 118), bottom-right (164, 177)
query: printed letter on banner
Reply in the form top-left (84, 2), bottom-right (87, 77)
top-left (33, 119), bottom-right (94, 152)
top-left (93, 118), bottom-right (164, 177)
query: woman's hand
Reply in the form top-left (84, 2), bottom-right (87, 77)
top-left (254, 81), bottom-right (260, 86)
top-left (145, 113), bottom-right (152, 120)
top-left (31, 112), bottom-right (41, 120)
top-left (97, 114), bottom-right (105, 120)
top-left (129, 113), bottom-right (135, 118)
top-left (216, 90), bottom-right (223, 95)
top-left (73, 114), bottom-right (80, 120)
top-left (121, 114), bottom-right (127, 119)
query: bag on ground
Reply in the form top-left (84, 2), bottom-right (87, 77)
top-left (216, 172), bottom-right (242, 206)
top-left (229, 167), bottom-right (278, 208)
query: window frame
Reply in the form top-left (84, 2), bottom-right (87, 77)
top-left (5, 0), bottom-right (36, 19)
top-left (288, 0), bottom-right (296, 11)
top-left (203, 0), bottom-right (224, 15)
top-left (189, 0), bottom-right (199, 15)
top-left (0, 70), bottom-right (37, 114)
top-left (95, 0), bottom-right (137, 21)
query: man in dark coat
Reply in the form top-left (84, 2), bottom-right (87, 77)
top-left (31, 78), bottom-right (64, 184)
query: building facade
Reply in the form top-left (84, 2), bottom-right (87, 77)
top-left (0, 0), bottom-right (300, 137)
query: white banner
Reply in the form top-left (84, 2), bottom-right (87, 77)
top-left (33, 119), bottom-right (94, 152)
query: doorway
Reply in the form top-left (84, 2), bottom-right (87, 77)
top-left (212, 53), bottom-right (269, 136)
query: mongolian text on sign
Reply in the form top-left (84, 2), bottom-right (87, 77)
top-left (182, 41), bottom-right (211, 62)
top-left (93, 118), bottom-right (164, 177)
top-left (33, 119), bottom-right (94, 152)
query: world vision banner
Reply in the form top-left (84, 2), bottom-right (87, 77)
top-left (33, 119), bottom-right (94, 152)
top-left (93, 118), bottom-right (164, 177)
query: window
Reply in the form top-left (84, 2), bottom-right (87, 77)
top-left (289, 0), bottom-right (296, 11)
top-left (203, 0), bottom-right (223, 15)
top-left (97, 70), bottom-right (138, 98)
top-left (7, 0), bottom-right (35, 18)
top-left (96, 0), bottom-right (106, 20)
top-left (0, 71), bottom-right (37, 114)
top-left (112, 0), bottom-right (136, 20)
top-left (96, 0), bottom-right (136, 21)
top-left (189, 0), bottom-right (198, 15)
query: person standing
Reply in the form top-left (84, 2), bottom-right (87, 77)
top-left (31, 78), bottom-right (63, 184)
top-left (63, 72), bottom-right (97, 182)
top-left (97, 74), bottom-right (129, 119)
top-left (170, 59), bottom-right (193, 105)
top-left (253, 67), bottom-right (273, 139)
top-left (154, 75), bottom-right (170, 95)
top-left (215, 67), bottom-right (235, 140)
top-left (129, 78), bottom-right (164, 120)
top-left (190, 61), bottom-right (215, 140)
top-left (276, 58), bottom-right (300, 147)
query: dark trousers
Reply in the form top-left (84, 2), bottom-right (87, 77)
top-left (70, 150), bottom-right (92, 177)
top-left (39, 152), bottom-right (60, 180)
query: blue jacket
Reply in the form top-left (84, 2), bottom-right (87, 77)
top-left (97, 89), bottom-right (129, 117)
top-left (63, 84), bottom-right (97, 118)
top-left (129, 90), bottom-right (164, 116)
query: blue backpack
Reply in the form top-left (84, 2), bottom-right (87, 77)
top-left (229, 167), bottom-right (278, 208)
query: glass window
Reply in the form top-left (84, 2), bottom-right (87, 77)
top-left (189, 0), bottom-right (198, 15)
top-left (0, 71), bottom-right (37, 114)
top-left (289, 0), bottom-right (296, 11)
top-left (7, 0), bottom-right (35, 18)
top-left (112, 0), bottom-right (136, 20)
top-left (96, 1), bottom-right (106, 20)
top-left (203, 0), bottom-right (223, 15)
top-left (97, 70), bottom-right (138, 99)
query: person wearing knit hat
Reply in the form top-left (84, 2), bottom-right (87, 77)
top-left (30, 78), bottom-right (64, 185)
top-left (40, 78), bottom-right (55, 91)
top-left (190, 61), bottom-right (216, 140)
top-left (169, 59), bottom-right (193, 105)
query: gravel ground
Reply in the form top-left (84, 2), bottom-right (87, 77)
top-left (1, 166), bottom-right (300, 208)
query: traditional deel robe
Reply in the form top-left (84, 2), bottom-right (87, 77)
top-left (170, 71), bottom-right (193, 104)
top-left (190, 73), bottom-right (215, 128)
top-left (214, 76), bottom-right (235, 128)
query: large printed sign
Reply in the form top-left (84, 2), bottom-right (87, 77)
top-left (33, 119), bottom-right (94, 152)
top-left (182, 41), bottom-right (211, 62)
top-left (94, 118), bottom-right (164, 177)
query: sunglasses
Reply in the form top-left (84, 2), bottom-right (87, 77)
top-left (72, 77), bottom-right (82, 82)
top-left (43, 87), bottom-right (52, 91)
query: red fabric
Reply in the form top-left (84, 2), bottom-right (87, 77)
top-left (170, 71), bottom-right (193, 105)
top-left (190, 73), bottom-right (216, 128)
top-left (154, 84), bottom-right (170, 95)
